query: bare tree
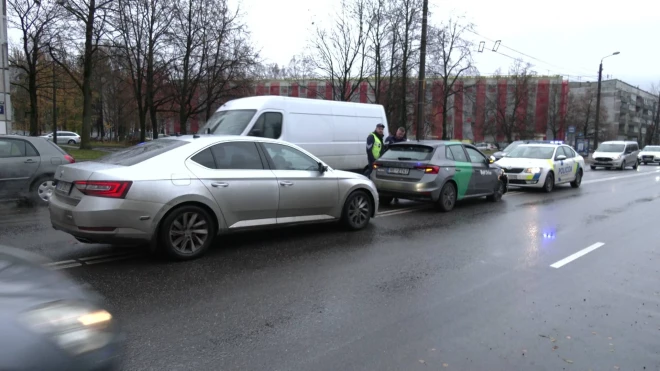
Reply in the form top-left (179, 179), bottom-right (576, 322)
top-left (49, 0), bottom-right (115, 149)
top-left (8, 0), bottom-right (61, 136)
top-left (311, 0), bottom-right (372, 101)
top-left (546, 82), bottom-right (562, 140)
top-left (486, 59), bottom-right (534, 142)
top-left (426, 17), bottom-right (476, 140)
top-left (645, 83), bottom-right (660, 146)
top-left (364, 0), bottom-right (389, 104)
top-left (567, 84), bottom-right (608, 148)
top-left (115, 0), bottom-right (172, 141)
top-left (168, 0), bottom-right (255, 134)
top-left (394, 0), bottom-right (421, 126)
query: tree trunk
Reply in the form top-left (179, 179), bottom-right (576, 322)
top-left (28, 68), bottom-right (39, 136)
top-left (79, 0), bottom-right (97, 150)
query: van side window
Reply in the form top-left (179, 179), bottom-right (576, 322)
top-left (249, 112), bottom-right (283, 139)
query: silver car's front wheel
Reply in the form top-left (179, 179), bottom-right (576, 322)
top-left (341, 190), bottom-right (372, 231)
top-left (160, 205), bottom-right (216, 260)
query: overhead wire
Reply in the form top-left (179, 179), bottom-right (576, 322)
top-left (466, 29), bottom-right (599, 80)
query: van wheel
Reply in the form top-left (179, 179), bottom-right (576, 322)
top-left (644, 162), bottom-right (648, 165)
top-left (159, 205), bottom-right (216, 261)
top-left (590, 165), bottom-right (596, 170)
top-left (633, 161), bottom-right (638, 170)
top-left (619, 160), bottom-right (626, 170)
top-left (435, 182), bottom-right (457, 212)
top-left (341, 190), bottom-right (373, 231)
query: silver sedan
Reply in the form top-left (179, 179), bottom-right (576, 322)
top-left (49, 135), bottom-right (378, 260)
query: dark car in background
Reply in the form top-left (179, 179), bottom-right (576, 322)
top-left (370, 141), bottom-right (508, 212)
top-left (0, 244), bottom-right (124, 370)
top-left (0, 135), bottom-right (75, 203)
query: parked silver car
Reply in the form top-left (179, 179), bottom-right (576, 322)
top-left (49, 135), bottom-right (378, 260)
top-left (41, 131), bottom-right (82, 145)
top-left (0, 135), bottom-right (76, 203)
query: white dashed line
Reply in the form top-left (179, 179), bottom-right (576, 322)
top-left (84, 254), bottom-right (144, 265)
top-left (550, 242), bottom-right (605, 269)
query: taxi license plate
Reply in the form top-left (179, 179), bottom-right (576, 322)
top-left (56, 181), bottom-right (72, 194)
top-left (387, 167), bottom-right (410, 175)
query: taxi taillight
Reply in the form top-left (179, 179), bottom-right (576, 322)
top-left (415, 165), bottom-right (440, 174)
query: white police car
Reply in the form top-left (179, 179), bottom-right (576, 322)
top-left (495, 143), bottom-right (585, 192)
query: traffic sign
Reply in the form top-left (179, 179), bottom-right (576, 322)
top-left (568, 126), bottom-right (575, 133)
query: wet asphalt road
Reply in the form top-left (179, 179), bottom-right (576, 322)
top-left (2, 165), bottom-right (660, 370)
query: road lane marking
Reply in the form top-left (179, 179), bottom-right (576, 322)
top-left (84, 253), bottom-right (144, 265)
top-left (550, 242), bottom-right (605, 268)
top-left (582, 169), bottom-right (660, 185)
top-left (47, 261), bottom-right (83, 270)
top-left (78, 251), bottom-right (136, 261)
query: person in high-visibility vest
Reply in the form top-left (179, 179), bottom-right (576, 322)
top-left (364, 123), bottom-right (385, 177)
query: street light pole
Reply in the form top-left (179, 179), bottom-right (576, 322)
top-left (415, 0), bottom-right (429, 141)
top-left (593, 51), bottom-right (620, 150)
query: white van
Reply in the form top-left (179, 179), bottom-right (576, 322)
top-left (201, 96), bottom-right (389, 171)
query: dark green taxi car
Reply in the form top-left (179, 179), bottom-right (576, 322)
top-left (370, 141), bottom-right (508, 211)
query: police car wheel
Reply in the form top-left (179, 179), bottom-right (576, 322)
top-left (341, 190), bottom-right (372, 231)
top-left (543, 172), bottom-right (555, 193)
top-left (436, 182), bottom-right (457, 212)
top-left (486, 181), bottom-right (504, 202)
top-left (644, 162), bottom-right (649, 165)
top-left (570, 169), bottom-right (583, 188)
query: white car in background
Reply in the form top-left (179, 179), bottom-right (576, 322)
top-left (496, 144), bottom-right (585, 192)
top-left (41, 131), bottom-right (82, 145)
top-left (638, 145), bottom-right (660, 165)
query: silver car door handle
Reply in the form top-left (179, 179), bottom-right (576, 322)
top-left (24, 159), bottom-right (36, 163)
top-left (211, 182), bottom-right (229, 188)
top-left (279, 181), bottom-right (294, 187)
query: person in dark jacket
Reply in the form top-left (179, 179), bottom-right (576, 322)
top-left (364, 124), bottom-right (385, 177)
top-left (384, 127), bottom-right (407, 147)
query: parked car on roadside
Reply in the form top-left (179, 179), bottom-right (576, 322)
top-left (49, 135), bottom-right (378, 260)
top-left (638, 145), bottom-right (660, 165)
top-left (0, 135), bottom-right (76, 203)
top-left (0, 244), bottom-right (124, 370)
top-left (370, 141), bottom-right (508, 212)
top-left (41, 131), bottom-right (82, 145)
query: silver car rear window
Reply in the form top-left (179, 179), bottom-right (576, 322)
top-left (94, 139), bottom-right (189, 166)
top-left (381, 145), bottom-right (434, 161)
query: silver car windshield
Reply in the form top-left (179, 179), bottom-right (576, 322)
top-left (201, 109), bottom-right (257, 135)
top-left (507, 146), bottom-right (555, 159)
top-left (597, 144), bottom-right (625, 152)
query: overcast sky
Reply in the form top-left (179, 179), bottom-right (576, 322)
top-left (236, 0), bottom-right (660, 92)
top-left (9, 0), bottom-right (660, 92)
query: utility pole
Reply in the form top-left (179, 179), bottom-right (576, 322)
top-left (0, 0), bottom-right (11, 135)
top-left (415, 0), bottom-right (429, 141)
top-left (593, 62), bottom-right (603, 150)
top-left (594, 51), bottom-right (620, 150)
top-left (52, 61), bottom-right (57, 144)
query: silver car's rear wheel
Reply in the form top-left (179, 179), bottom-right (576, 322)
top-left (341, 190), bottom-right (372, 230)
top-left (37, 180), bottom-right (55, 202)
top-left (160, 205), bottom-right (215, 260)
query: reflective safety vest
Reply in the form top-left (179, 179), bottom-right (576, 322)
top-left (371, 133), bottom-right (382, 160)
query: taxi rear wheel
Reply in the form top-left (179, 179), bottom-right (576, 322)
top-left (435, 182), bottom-right (457, 212)
top-left (543, 172), bottom-right (555, 193)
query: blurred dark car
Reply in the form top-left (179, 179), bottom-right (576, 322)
top-left (0, 245), bottom-right (123, 371)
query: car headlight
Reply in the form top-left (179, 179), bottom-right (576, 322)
top-left (524, 167), bottom-right (541, 173)
top-left (19, 300), bottom-right (115, 356)
top-left (614, 154), bottom-right (622, 160)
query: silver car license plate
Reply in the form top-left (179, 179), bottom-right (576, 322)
top-left (387, 167), bottom-right (410, 175)
top-left (56, 181), bottom-right (72, 194)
